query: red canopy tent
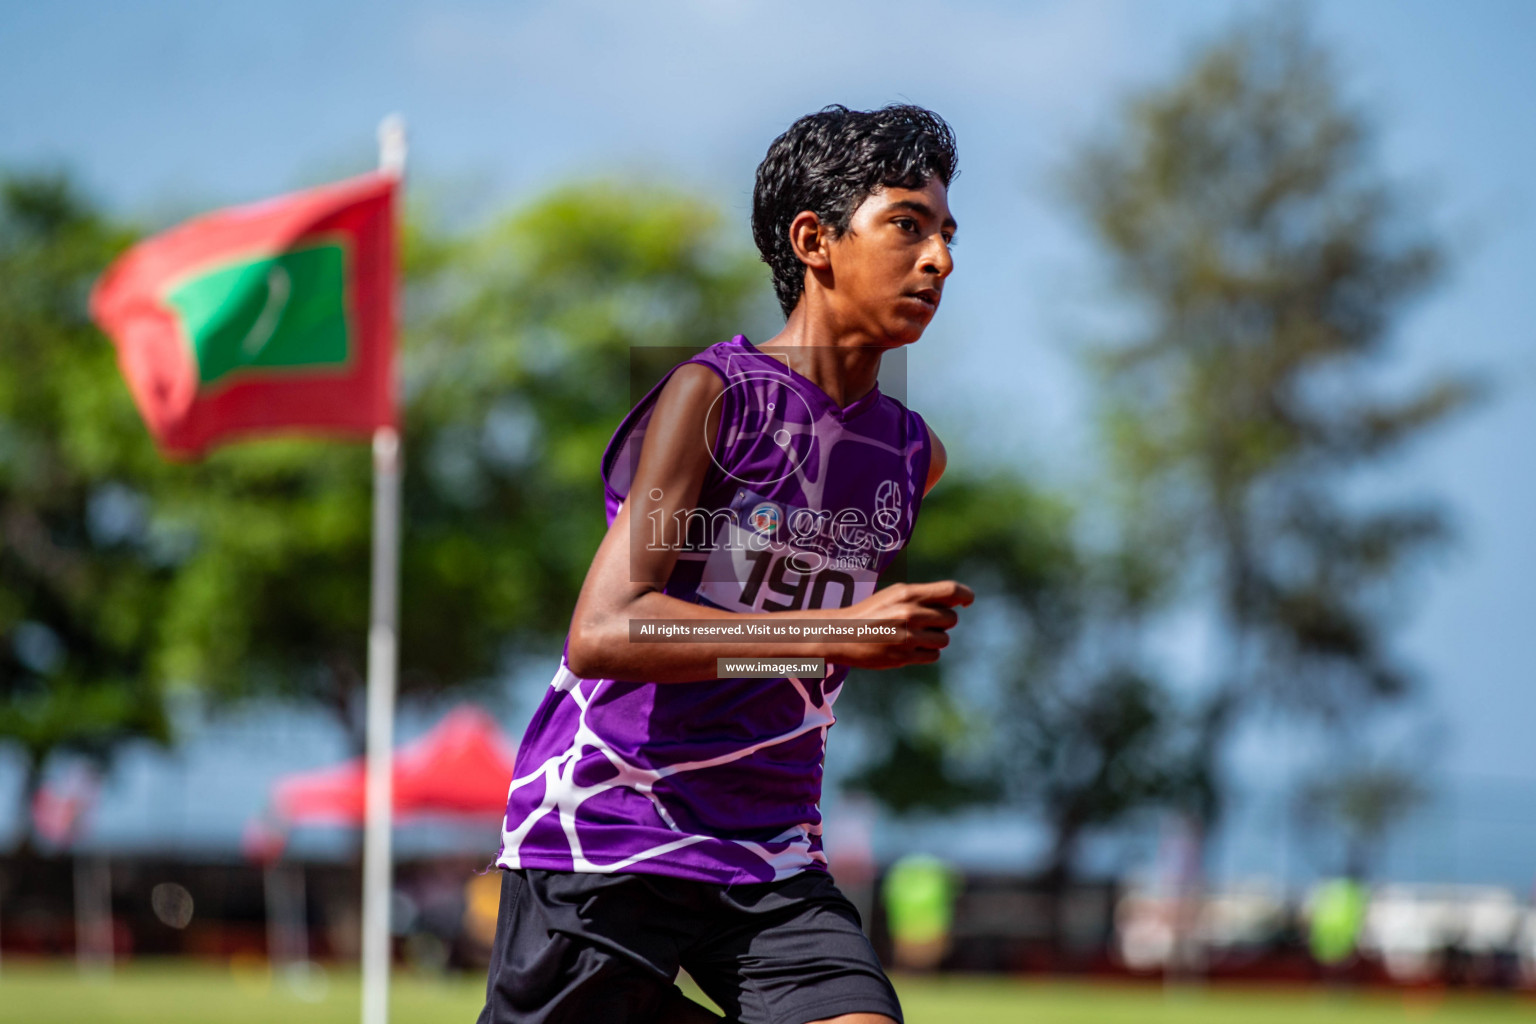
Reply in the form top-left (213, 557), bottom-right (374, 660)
top-left (272, 704), bottom-right (518, 824)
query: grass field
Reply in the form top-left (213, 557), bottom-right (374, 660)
top-left (0, 961), bottom-right (1531, 1023)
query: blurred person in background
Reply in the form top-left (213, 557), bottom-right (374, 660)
top-left (1308, 877), bottom-right (1368, 975)
top-left (881, 854), bottom-right (960, 972)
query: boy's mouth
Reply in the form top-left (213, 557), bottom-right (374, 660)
top-left (904, 288), bottom-right (941, 311)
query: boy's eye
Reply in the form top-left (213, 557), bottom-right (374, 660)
top-left (895, 217), bottom-right (919, 233)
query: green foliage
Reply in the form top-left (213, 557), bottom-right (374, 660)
top-left (1069, 11), bottom-right (1479, 827)
top-left (0, 173), bottom-right (173, 775)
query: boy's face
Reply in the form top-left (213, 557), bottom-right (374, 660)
top-left (821, 176), bottom-right (956, 347)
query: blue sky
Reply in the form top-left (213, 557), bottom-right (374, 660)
top-left (2, 0), bottom-right (1534, 869)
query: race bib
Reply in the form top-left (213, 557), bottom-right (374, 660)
top-left (695, 519), bottom-right (878, 614)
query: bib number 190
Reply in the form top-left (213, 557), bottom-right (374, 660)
top-left (739, 548), bottom-right (858, 611)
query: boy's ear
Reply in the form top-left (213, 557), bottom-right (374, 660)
top-left (788, 210), bottom-right (832, 270)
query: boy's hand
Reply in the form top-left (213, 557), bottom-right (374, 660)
top-left (832, 580), bottom-right (974, 669)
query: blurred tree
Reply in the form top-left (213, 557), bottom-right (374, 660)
top-left (845, 469), bottom-right (1190, 889)
top-left (1009, 668), bottom-right (1182, 885)
top-left (1296, 764), bottom-right (1425, 879)
top-left (1068, 10), bottom-right (1480, 852)
top-left (0, 172), bottom-right (173, 841)
top-left (152, 181), bottom-right (768, 751)
top-left (844, 471), bottom-right (1077, 815)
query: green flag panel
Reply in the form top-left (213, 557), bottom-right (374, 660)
top-left (165, 242), bottom-right (351, 385)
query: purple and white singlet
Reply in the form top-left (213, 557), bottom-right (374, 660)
top-left (496, 336), bottom-right (933, 884)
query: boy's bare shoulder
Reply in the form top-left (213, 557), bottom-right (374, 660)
top-left (633, 362), bottom-right (727, 479)
top-left (648, 362), bottom-right (725, 433)
top-left (658, 361), bottom-right (725, 402)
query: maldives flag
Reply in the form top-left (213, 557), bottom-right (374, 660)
top-left (90, 172), bottom-right (397, 458)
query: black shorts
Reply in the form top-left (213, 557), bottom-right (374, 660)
top-left (476, 867), bottom-right (902, 1024)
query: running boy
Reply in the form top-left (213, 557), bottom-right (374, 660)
top-left (479, 104), bottom-right (971, 1024)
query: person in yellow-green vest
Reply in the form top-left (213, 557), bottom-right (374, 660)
top-left (882, 853), bottom-right (961, 970)
top-left (1309, 877), bottom-right (1369, 969)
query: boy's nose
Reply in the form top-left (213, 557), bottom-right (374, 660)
top-left (921, 237), bottom-right (954, 280)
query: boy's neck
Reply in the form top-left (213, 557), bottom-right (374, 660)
top-left (755, 301), bottom-right (892, 409)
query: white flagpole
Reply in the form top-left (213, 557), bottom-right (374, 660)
top-left (362, 112), bottom-right (406, 1024)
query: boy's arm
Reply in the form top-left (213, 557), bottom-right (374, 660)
top-left (924, 423), bottom-right (946, 496)
top-left (564, 364), bottom-right (971, 683)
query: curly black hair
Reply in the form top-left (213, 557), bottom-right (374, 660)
top-left (752, 104), bottom-right (958, 317)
